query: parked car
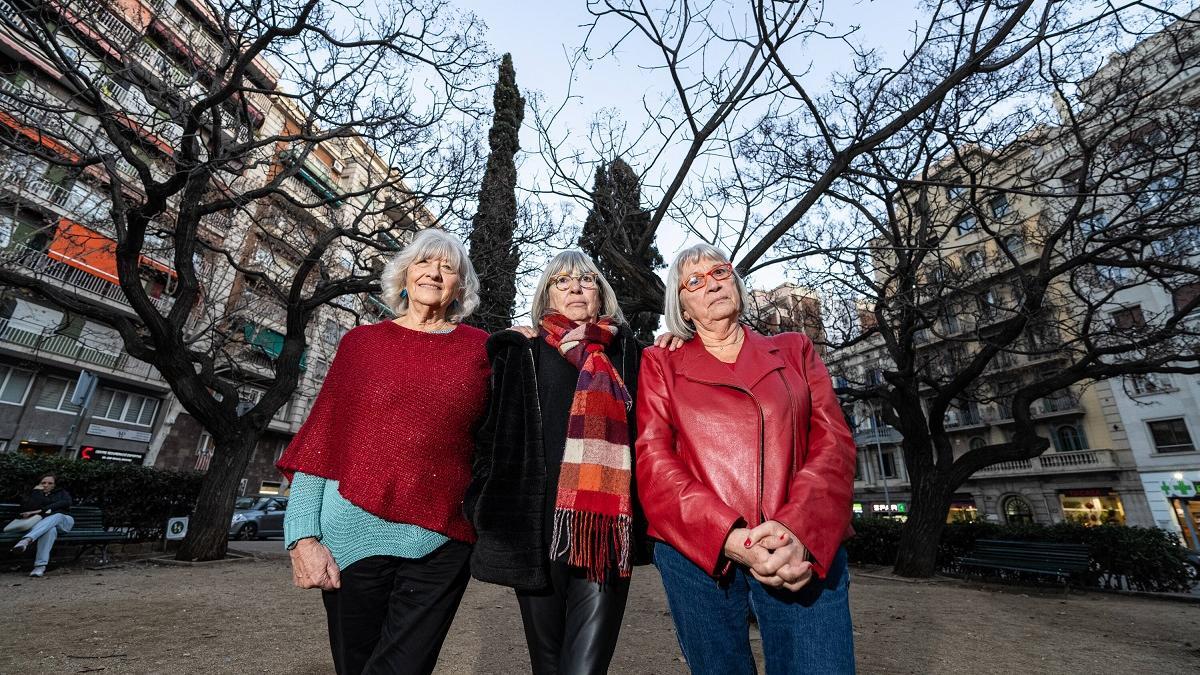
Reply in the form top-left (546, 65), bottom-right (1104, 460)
top-left (228, 496), bottom-right (288, 540)
top-left (1185, 549), bottom-right (1200, 586)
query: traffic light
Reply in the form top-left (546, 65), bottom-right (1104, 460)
top-left (79, 446), bottom-right (95, 460)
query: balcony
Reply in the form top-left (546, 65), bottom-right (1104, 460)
top-left (59, 0), bottom-right (139, 49)
top-left (972, 448), bottom-right (1120, 478)
top-left (134, 41), bottom-right (193, 90)
top-left (0, 78), bottom-right (94, 150)
top-left (854, 426), bottom-right (903, 447)
top-left (0, 159), bottom-right (111, 227)
top-left (0, 317), bottom-right (158, 380)
top-left (0, 244), bottom-right (174, 313)
top-left (152, 0), bottom-right (227, 66)
top-left (1035, 394), bottom-right (1082, 417)
top-left (234, 286), bottom-right (288, 329)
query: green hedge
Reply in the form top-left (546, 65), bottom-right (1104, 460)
top-left (848, 517), bottom-right (1194, 593)
top-left (0, 453), bottom-right (203, 541)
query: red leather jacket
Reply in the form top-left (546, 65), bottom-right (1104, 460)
top-left (636, 328), bottom-right (856, 579)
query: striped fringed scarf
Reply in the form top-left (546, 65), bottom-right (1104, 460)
top-left (539, 312), bottom-right (633, 582)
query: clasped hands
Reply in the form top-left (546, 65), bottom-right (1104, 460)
top-left (723, 520), bottom-right (814, 592)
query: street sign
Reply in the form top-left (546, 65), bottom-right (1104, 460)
top-left (166, 517), bottom-right (189, 541)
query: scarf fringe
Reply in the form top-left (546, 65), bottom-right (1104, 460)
top-left (550, 509), bottom-right (632, 583)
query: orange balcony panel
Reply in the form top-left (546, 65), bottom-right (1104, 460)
top-left (48, 218), bottom-right (119, 283)
top-left (48, 217), bottom-right (177, 284)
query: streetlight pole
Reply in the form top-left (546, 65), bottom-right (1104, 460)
top-left (874, 406), bottom-right (891, 509)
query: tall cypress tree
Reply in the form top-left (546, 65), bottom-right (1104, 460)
top-left (468, 54), bottom-right (524, 333)
top-left (579, 158), bottom-right (664, 342)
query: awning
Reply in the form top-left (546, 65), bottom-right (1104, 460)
top-left (296, 167), bottom-right (339, 203)
top-left (48, 219), bottom-right (178, 283)
top-left (48, 218), bottom-right (119, 283)
top-left (242, 323), bottom-right (307, 371)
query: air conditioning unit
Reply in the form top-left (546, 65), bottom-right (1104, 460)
top-left (332, 159), bottom-right (345, 174)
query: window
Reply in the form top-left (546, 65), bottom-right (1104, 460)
top-left (93, 388), bottom-right (159, 426)
top-left (877, 449), bottom-right (898, 479)
top-left (955, 214), bottom-right (977, 236)
top-left (1002, 495), bottom-right (1034, 525)
top-left (35, 376), bottom-right (81, 413)
top-left (989, 195), bottom-right (1010, 218)
top-left (968, 437), bottom-right (986, 451)
top-left (0, 365), bottom-right (33, 405)
top-left (1080, 212), bottom-right (1108, 234)
top-left (1054, 424), bottom-right (1088, 452)
top-left (322, 319), bottom-right (347, 347)
top-left (1148, 418), bottom-right (1195, 454)
top-left (948, 185), bottom-right (966, 201)
top-left (1002, 234), bottom-right (1026, 258)
top-left (195, 432), bottom-right (214, 471)
top-left (1138, 172), bottom-right (1181, 211)
top-left (1111, 306), bottom-right (1145, 330)
top-left (0, 213), bottom-right (14, 247)
top-left (259, 481), bottom-right (283, 495)
top-left (1173, 282), bottom-right (1200, 315)
top-left (965, 250), bottom-right (984, 268)
top-left (1128, 374), bottom-right (1170, 396)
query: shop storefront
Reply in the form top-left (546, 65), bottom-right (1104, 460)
top-left (947, 494), bottom-right (979, 523)
top-left (1142, 471), bottom-right (1200, 549)
top-left (1058, 488), bottom-right (1126, 526)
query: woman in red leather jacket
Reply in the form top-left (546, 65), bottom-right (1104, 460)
top-left (637, 243), bottom-right (857, 674)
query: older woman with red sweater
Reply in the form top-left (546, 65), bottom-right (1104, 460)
top-left (638, 243), bottom-right (857, 674)
top-left (276, 229), bottom-right (489, 675)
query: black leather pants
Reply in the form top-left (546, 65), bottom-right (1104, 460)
top-left (516, 561), bottom-right (631, 675)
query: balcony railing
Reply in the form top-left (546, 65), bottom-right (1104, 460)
top-left (854, 426), bottom-right (903, 446)
top-left (972, 448), bottom-right (1119, 477)
top-left (134, 41), bottom-right (192, 89)
top-left (1036, 395), bottom-right (1081, 415)
top-left (0, 244), bottom-right (174, 313)
top-left (0, 317), bottom-right (157, 379)
top-left (61, 0), bottom-right (139, 48)
top-left (0, 78), bottom-right (95, 151)
top-left (153, 0), bottom-right (227, 66)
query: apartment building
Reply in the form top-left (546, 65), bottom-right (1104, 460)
top-left (0, 0), bottom-right (427, 495)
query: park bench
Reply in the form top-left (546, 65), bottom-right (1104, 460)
top-left (957, 539), bottom-right (1090, 589)
top-left (0, 503), bottom-right (125, 565)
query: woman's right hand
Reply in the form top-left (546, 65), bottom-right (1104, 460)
top-left (290, 538), bottom-right (341, 590)
top-left (508, 325), bottom-right (538, 339)
top-left (653, 331), bottom-right (687, 351)
top-left (722, 527), bottom-right (771, 569)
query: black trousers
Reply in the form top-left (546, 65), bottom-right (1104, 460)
top-left (516, 561), bottom-right (631, 675)
top-left (321, 542), bottom-right (471, 675)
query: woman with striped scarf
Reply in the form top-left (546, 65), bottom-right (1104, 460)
top-left (466, 250), bottom-right (649, 675)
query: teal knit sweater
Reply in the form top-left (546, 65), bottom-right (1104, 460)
top-left (283, 471), bottom-right (448, 570)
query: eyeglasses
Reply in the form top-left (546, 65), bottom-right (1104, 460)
top-left (680, 263), bottom-right (734, 292)
top-left (550, 273), bottom-right (599, 291)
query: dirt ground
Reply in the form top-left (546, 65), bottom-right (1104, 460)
top-left (1, 553), bottom-right (1198, 674)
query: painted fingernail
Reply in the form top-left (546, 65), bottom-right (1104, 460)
top-left (779, 534), bottom-right (787, 541)
top-left (744, 537), bottom-right (752, 548)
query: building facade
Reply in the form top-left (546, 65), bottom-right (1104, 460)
top-left (0, 0), bottom-right (425, 496)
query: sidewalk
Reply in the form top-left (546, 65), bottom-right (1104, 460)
top-left (1, 557), bottom-right (1197, 673)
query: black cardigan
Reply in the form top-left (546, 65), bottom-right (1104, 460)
top-left (465, 326), bottom-right (649, 591)
top-left (21, 488), bottom-right (72, 516)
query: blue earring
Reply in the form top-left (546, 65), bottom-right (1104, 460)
top-left (400, 288), bottom-right (409, 300)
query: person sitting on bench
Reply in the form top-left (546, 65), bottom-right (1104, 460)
top-left (9, 473), bottom-right (74, 577)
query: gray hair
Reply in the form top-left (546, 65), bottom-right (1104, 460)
top-left (664, 243), bottom-right (751, 339)
top-left (380, 229), bottom-right (479, 322)
top-left (531, 250), bottom-right (626, 325)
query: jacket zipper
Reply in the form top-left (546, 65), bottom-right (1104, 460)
top-left (688, 376), bottom-right (766, 526)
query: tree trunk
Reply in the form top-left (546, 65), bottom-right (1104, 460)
top-left (176, 435), bottom-right (257, 561)
top-left (892, 473), bottom-right (953, 578)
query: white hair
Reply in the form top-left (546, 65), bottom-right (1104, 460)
top-left (664, 243), bottom-right (751, 339)
top-left (380, 229), bottom-right (479, 322)
top-left (531, 250), bottom-right (626, 325)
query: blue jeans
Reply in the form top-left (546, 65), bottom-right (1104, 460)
top-left (654, 542), bottom-right (855, 675)
top-left (23, 513), bottom-right (75, 567)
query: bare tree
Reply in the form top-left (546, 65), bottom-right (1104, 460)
top-left (0, 0), bottom-right (489, 560)
top-left (544, 1), bottom-right (1198, 576)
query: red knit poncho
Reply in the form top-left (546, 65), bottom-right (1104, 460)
top-left (276, 321), bottom-right (490, 542)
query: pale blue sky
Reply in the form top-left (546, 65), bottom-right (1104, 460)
top-left (454, 0), bottom-right (927, 293)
